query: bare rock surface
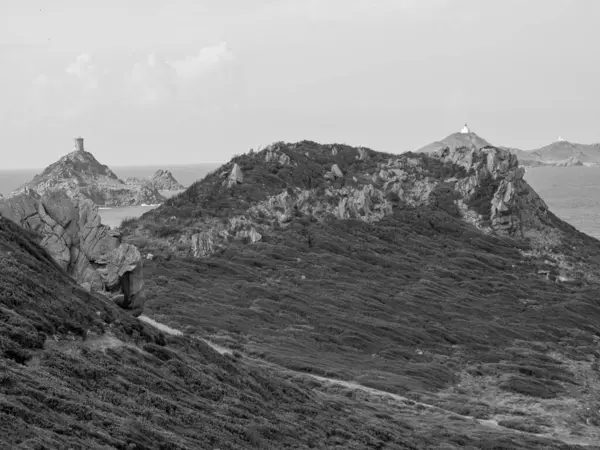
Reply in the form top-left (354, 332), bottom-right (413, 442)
top-left (0, 190), bottom-right (145, 314)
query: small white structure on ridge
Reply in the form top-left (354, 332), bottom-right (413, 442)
top-left (460, 123), bottom-right (470, 134)
top-left (557, 136), bottom-right (565, 142)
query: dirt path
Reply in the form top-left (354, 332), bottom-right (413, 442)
top-left (138, 315), bottom-right (598, 448)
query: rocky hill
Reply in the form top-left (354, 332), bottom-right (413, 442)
top-left (417, 131), bottom-right (492, 154)
top-left (112, 137), bottom-right (600, 446)
top-left (125, 136), bottom-right (567, 256)
top-left (11, 140), bottom-right (184, 207)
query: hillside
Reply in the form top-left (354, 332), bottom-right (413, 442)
top-left (4, 206), bottom-right (594, 448)
top-left (11, 140), bottom-right (184, 207)
top-left (116, 138), bottom-right (600, 447)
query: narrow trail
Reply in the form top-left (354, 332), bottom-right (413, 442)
top-left (138, 315), bottom-right (599, 448)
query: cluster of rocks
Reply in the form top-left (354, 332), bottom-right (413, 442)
top-left (0, 190), bottom-right (145, 315)
top-left (265, 143), bottom-right (292, 165)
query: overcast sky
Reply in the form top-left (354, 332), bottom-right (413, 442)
top-left (1, 0), bottom-right (599, 169)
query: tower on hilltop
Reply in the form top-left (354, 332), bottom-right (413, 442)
top-left (460, 123), bottom-right (470, 134)
top-left (73, 137), bottom-right (84, 152)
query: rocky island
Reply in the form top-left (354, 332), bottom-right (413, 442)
top-left (502, 137), bottom-right (600, 167)
top-left (10, 137), bottom-right (185, 207)
top-left (125, 168), bottom-right (186, 198)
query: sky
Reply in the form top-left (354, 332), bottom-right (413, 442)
top-left (1, 0), bottom-right (599, 169)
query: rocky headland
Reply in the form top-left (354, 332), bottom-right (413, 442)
top-left (10, 138), bottom-right (185, 207)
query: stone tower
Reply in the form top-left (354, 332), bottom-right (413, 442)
top-left (73, 137), bottom-right (84, 152)
top-left (460, 124), bottom-right (470, 134)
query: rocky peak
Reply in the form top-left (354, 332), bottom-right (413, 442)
top-left (36, 149), bottom-right (121, 182)
top-left (149, 169), bottom-right (185, 191)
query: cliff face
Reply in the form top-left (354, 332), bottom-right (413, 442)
top-left (10, 149), bottom-right (181, 207)
top-left (0, 190), bottom-right (145, 315)
top-left (123, 137), bottom-right (562, 259)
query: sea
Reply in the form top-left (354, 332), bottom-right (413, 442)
top-left (1, 164), bottom-right (600, 239)
top-left (0, 163), bottom-right (220, 229)
top-left (524, 166), bottom-right (600, 239)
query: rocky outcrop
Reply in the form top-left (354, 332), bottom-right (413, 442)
top-left (225, 164), bottom-right (244, 188)
top-left (0, 190), bottom-right (145, 315)
top-left (431, 144), bottom-right (550, 235)
top-left (265, 144), bottom-right (293, 165)
top-left (11, 144), bottom-right (166, 207)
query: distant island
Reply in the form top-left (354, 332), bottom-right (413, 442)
top-left (9, 137), bottom-right (186, 207)
top-left (418, 125), bottom-right (600, 168)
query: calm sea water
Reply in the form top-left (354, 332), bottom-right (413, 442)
top-left (524, 166), bottom-right (600, 239)
top-left (1, 163), bottom-right (599, 237)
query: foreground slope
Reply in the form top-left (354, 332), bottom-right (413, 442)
top-left (119, 139), bottom-right (600, 446)
top-left (7, 217), bottom-right (591, 449)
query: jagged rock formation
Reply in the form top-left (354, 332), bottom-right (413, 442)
top-left (225, 163), bottom-right (244, 188)
top-left (11, 140), bottom-right (168, 207)
top-left (123, 135), bottom-right (563, 259)
top-left (0, 190), bottom-right (145, 315)
top-left (125, 169), bottom-right (185, 193)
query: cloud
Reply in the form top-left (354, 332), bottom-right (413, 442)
top-left (65, 53), bottom-right (101, 91)
top-left (126, 53), bottom-right (178, 106)
top-left (170, 42), bottom-right (235, 81)
top-left (21, 43), bottom-right (237, 122)
top-left (125, 42), bottom-right (236, 106)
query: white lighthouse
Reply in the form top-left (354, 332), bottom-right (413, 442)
top-left (460, 123), bottom-right (470, 134)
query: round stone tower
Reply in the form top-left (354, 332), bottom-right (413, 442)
top-left (73, 137), bottom-right (84, 151)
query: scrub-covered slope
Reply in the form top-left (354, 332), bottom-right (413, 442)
top-left (117, 138), bottom-right (600, 446)
top-left (7, 214), bottom-right (590, 449)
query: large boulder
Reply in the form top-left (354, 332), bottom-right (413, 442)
top-left (0, 190), bottom-right (145, 315)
